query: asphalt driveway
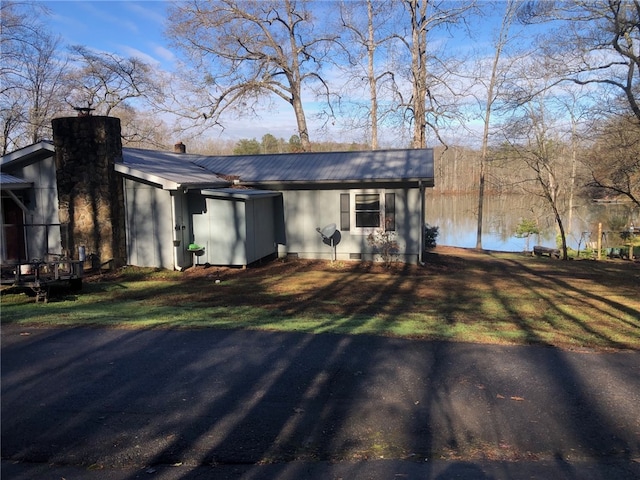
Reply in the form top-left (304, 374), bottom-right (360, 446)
top-left (2, 326), bottom-right (639, 479)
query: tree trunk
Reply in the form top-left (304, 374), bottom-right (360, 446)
top-left (292, 89), bottom-right (311, 151)
top-left (368, 0), bottom-right (378, 150)
top-left (286, 1), bottom-right (311, 151)
top-left (408, 0), bottom-right (428, 149)
top-left (475, 1), bottom-right (515, 250)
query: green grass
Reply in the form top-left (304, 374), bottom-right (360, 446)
top-left (2, 251), bottom-right (639, 350)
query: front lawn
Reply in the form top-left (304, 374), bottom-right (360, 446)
top-left (2, 247), bottom-right (639, 350)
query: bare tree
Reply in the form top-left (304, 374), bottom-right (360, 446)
top-left (166, 0), bottom-right (334, 151)
top-left (556, 84), bottom-right (595, 243)
top-left (336, 0), bottom-right (401, 149)
top-left (67, 46), bottom-right (165, 116)
top-left (114, 104), bottom-right (174, 150)
top-left (516, 1), bottom-right (640, 214)
top-left (585, 114), bottom-right (640, 207)
top-left (398, 0), bottom-right (475, 149)
top-left (0, 1), bottom-right (68, 151)
top-left (503, 67), bottom-right (575, 260)
top-left (474, 0), bottom-right (519, 249)
top-left (519, 0), bottom-right (640, 122)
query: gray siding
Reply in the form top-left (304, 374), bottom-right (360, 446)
top-left (246, 197), bottom-right (277, 262)
top-left (124, 179), bottom-right (174, 268)
top-left (192, 197), bottom-right (246, 266)
top-left (190, 195), bottom-right (277, 267)
top-left (278, 187), bottom-right (422, 263)
top-left (2, 156), bottom-right (62, 261)
top-left (172, 191), bottom-right (191, 269)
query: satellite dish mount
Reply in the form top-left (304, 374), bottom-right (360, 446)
top-left (316, 223), bottom-right (338, 262)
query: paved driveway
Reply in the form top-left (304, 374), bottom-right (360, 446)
top-left (2, 326), bottom-right (639, 479)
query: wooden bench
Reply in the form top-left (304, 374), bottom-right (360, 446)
top-left (533, 246), bottom-right (561, 258)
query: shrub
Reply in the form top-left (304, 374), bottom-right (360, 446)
top-left (515, 218), bottom-right (540, 252)
top-left (424, 224), bottom-right (439, 250)
top-left (367, 229), bottom-right (400, 267)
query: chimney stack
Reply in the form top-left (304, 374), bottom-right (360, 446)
top-left (51, 115), bottom-right (127, 268)
top-left (174, 142), bottom-right (186, 154)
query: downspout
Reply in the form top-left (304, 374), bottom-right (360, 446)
top-left (171, 191), bottom-right (181, 271)
top-left (419, 180), bottom-right (426, 265)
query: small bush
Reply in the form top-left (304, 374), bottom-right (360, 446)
top-left (424, 224), bottom-right (439, 250)
top-left (367, 229), bottom-right (400, 267)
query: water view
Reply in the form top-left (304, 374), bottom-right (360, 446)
top-left (426, 193), bottom-right (639, 253)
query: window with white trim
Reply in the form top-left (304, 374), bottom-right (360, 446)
top-left (343, 190), bottom-right (395, 234)
top-left (355, 193), bottom-right (380, 228)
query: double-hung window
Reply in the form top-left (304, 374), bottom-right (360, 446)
top-left (355, 193), bottom-right (381, 228)
top-left (341, 190), bottom-right (395, 234)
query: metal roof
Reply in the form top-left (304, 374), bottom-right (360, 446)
top-left (193, 149), bottom-right (434, 185)
top-left (0, 172), bottom-right (32, 190)
top-left (118, 148), bottom-right (229, 190)
top-left (2, 142), bottom-right (435, 191)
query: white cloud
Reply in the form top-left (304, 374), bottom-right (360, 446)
top-left (117, 45), bottom-right (161, 65)
top-left (152, 45), bottom-right (176, 64)
top-left (124, 2), bottom-right (168, 26)
top-left (77, 2), bottom-right (140, 35)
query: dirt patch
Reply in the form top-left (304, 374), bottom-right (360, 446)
top-left (86, 247), bottom-right (503, 283)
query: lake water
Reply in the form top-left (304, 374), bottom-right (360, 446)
top-left (426, 193), bottom-right (639, 252)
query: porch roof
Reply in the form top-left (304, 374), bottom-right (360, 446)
top-left (0, 173), bottom-right (32, 190)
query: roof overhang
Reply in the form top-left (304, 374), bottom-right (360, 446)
top-left (115, 163), bottom-right (229, 191)
top-left (238, 178), bottom-right (435, 190)
top-left (0, 141), bottom-right (55, 170)
top-left (115, 163), bottom-right (169, 189)
top-left (200, 188), bottom-right (282, 200)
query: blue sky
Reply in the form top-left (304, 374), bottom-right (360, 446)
top-left (40, 0), bottom-right (304, 141)
top-left (35, 1), bottom-right (530, 146)
top-left (42, 1), bottom-right (176, 70)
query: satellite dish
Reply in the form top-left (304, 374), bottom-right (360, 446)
top-left (317, 223), bottom-right (337, 240)
top-left (316, 223), bottom-right (339, 261)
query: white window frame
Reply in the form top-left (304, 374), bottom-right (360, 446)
top-left (350, 189), bottom-right (386, 235)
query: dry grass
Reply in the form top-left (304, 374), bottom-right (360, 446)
top-left (2, 247), bottom-right (639, 350)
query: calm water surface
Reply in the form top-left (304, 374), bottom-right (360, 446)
top-left (426, 193), bottom-right (639, 252)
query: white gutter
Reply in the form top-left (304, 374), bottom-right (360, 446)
top-left (114, 163), bottom-right (178, 190)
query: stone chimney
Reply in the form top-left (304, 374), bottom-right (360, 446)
top-left (51, 115), bottom-right (127, 268)
top-left (174, 141), bottom-right (186, 154)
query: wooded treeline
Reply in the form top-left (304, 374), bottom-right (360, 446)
top-left (2, 0), bottom-right (638, 256)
